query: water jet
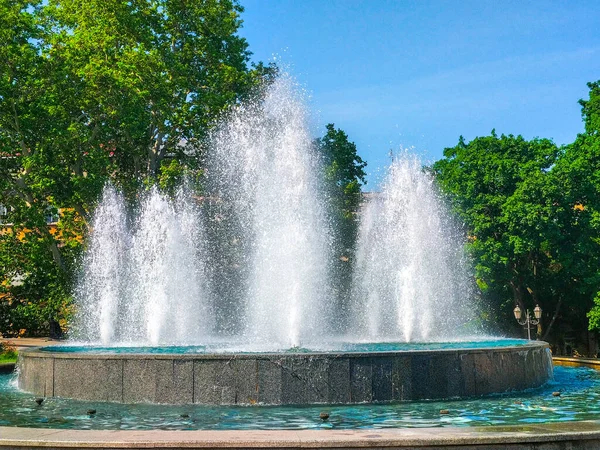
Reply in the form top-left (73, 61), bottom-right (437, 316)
top-left (18, 76), bottom-right (552, 406)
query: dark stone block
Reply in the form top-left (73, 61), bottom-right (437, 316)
top-left (257, 358), bottom-right (282, 404)
top-left (411, 355), bottom-right (431, 400)
top-left (173, 360), bottom-right (194, 403)
top-left (350, 358), bottom-right (372, 403)
top-left (459, 353), bottom-right (477, 397)
top-left (18, 357), bottom-right (34, 395)
top-left (55, 358), bottom-right (122, 402)
top-left (489, 352), bottom-right (508, 393)
top-left (281, 356), bottom-right (328, 404)
top-left (522, 349), bottom-right (538, 388)
top-left (233, 359), bottom-right (257, 404)
top-left (392, 356), bottom-right (412, 401)
top-left (280, 357), bottom-right (298, 404)
top-left (27, 357), bottom-right (42, 396)
top-left (533, 349), bottom-right (546, 386)
top-left (372, 357), bottom-right (393, 402)
top-left (474, 352), bottom-right (494, 395)
top-left (328, 358), bottom-right (350, 403)
top-left (104, 360), bottom-right (124, 402)
top-left (542, 348), bottom-right (554, 381)
top-left (504, 350), bottom-right (527, 391)
top-left (123, 359), bottom-right (159, 403)
top-left (217, 359), bottom-right (238, 405)
top-left (306, 357), bottom-right (330, 403)
top-left (429, 352), bottom-right (460, 399)
top-left (43, 357), bottom-right (54, 397)
top-left (446, 353), bottom-right (462, 397)
top-left (193, 359), bottom-right (237, 405)
top-left (155, 360), bottom-right (193, 404)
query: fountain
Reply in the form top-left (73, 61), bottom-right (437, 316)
top-left (74, 186), bottom-right (211, 345)
top-left (352, 155), bottom-right (473, 342)
top-left (18, 76), bottom-right (552, 405)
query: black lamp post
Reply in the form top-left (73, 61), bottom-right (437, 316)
top-left (513, 305), bottom-right (542, 340)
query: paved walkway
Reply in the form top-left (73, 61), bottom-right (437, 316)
top-left (0, 337), bottom-right (57, 350)
top-left (3, 421), bottom-right (600, 449)
top-left (553, 356), bottom-right (600, 369)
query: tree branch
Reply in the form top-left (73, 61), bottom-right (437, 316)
top-left (542, 297), bottom-right (562, 341)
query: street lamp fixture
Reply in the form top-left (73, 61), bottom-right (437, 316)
top-left (513, 305), bottom-right (542, 340)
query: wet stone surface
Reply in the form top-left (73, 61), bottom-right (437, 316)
top-left (1, 364), bottom-right (599, 430)
top-left (18, 341), bottom-right (552, 406)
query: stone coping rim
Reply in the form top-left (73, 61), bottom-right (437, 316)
top-left (20, 340), bottom-right (549, 360)
top-left (2, 420), bottom-right (600, 448)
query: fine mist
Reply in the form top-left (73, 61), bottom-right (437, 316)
top-left (73, 74), bottom-right (477, 349)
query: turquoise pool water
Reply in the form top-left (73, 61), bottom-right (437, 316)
top-left (0, 365), bottom-right (597, 430)
top-left (40, 338), bottom-right (531, 355)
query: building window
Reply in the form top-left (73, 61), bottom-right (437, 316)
top-left (45, 207), bottom-right (59, 224)
top-left (0, 204), bottom-right (7, 224)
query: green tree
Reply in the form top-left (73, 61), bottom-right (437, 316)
top-left (557, 132), bottom-right (600, 334)
top-left (316, 124), bottom-right (366, 313)
top-left (0, 0), bottom-right (273, 335)
top-left (318, 123), bottom-right (367, 221)
top-left (432, 132), bottom-right (571, 337)
top-left (434, 82), bottom-right (600, 348)
top-left (580, 80), bottom-right (600, 136)
top-left (42, 0), bottom-right (273, 192)
top-left (0, 0), bottom-right (78, 335)
top-left (566, 79), bottom-right (600, 331)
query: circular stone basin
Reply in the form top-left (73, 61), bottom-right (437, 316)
top-left (18, 339), bottom-right (552, 405)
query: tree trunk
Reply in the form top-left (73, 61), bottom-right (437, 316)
top-left (509, 280), bottom-right (525, 310)
top-left (35, 225), bottom-right (67, 273)
top-left (73, 203), bottom-right (90, 225)
top-left (148, 125), bottom-right (164, 176)
top-left (542, 297), bottom-right (562, 341)
top-left (48, 238), bottom-right (66, 273)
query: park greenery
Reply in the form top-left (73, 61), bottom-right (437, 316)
top-left (1, 1), bottom-right (599, 353)
top-left (433, 81), bottom-right (600, 349)
top-left (0, 342), bottom-right (17, 364)
top-left (0, 0), bottom-right (274, 335)
top-left (317, 123), bottom-right (367, 305)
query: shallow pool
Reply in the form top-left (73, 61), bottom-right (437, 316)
top-left (40, 338), bottom-right (531, 355)
top-left (1, 365), bottom-right (598, 430)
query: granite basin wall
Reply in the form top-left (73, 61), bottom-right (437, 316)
top-left (18, 341), bottom-right (553, 405)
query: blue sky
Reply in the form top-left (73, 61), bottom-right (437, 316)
top-left (238, 0), bottom-right (600, 188)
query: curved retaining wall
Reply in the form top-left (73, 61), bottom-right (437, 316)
top-left (18, 341), bottom-right (552, 405)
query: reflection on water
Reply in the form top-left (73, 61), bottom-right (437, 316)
top-left (0, 366), bottom-right (598, 430)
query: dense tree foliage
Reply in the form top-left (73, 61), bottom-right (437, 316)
top-left (316, 124), bottom-right (366, 315)
top-left (433, 133), bottom-right (559, 335)
top-left (571, 82), bottom-right (600, 332)
top-left (0, 0), bottom-right (271, 335)
top-left (1, 0), bottom-right (599, 350)
top-left (580, 81), bottom-right (600, 136)
top-left (433, 81), bottom-right (600, 349)
top-left (316, 123), bottom-right (366, 254)
top-left (318, 124), bottom-right (367, 222)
